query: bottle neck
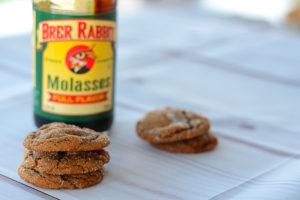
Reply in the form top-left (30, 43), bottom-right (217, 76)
top-left (33, 0), bottom-right (116, 15)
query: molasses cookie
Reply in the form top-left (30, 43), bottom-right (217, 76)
top-left (18, 163), bottom-right (105, 189)
top-left (23, 149), bottom-right (110, 175)
top-left (136, 107), bottom-right (210, 144)
top-left (23, 122), bottom-right (110, 151)
top-left (151, 132), bottom-right (217, 153)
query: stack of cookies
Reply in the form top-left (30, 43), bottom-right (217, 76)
top-left (18, 122), bottom-right (110, 189)
top-left (136, 107), bottom-right (217, 153)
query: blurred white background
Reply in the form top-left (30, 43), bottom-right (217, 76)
top-left (0, 0), bottom-right (298, 37)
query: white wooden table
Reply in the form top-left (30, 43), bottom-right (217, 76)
top-left (0, 1), bottom-right (299, 200)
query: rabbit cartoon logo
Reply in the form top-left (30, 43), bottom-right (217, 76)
top-left (65, 44), bottom-right (97, 74)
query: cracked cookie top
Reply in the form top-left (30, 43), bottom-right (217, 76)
top-left (23, 122), bottom-right (110, 151)
top-left (23, 149), bottom-right (110, 175)
top-left (136, 107), bottom-right (210, 144)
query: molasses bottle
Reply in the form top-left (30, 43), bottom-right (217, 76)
top-left (33, 0), bottom-right (116, 132)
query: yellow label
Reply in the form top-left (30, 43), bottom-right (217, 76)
top-left (39, 19), bottom-right (115, 116)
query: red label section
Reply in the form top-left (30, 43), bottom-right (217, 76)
top-left (49, 92), bottom-right (107, 104)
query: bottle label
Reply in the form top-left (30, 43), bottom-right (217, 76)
top-left (33, 8), bottom-right (116, 122)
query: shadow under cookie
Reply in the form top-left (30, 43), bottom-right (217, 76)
top-left (151, 132), bottom-right (218, 153)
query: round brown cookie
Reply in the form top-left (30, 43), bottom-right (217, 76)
top-left (136, 107), bottom-right (210, 144)
top-left (18, 163), bottom-right (105, 189)
top-left (23, 122), bottom-right (110, 151)
top-left (23, 149), bottom-right (110, 175)
top-left (151, 132), bottom-right (217, 153)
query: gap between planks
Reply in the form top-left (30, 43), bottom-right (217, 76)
top-left (0, 173), bottom-right (59, 200)
top-left (117, 101), bottom-right (299, 158)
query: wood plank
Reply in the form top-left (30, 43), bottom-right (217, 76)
top-left (191, 29), bottom-right (300, 87)
top-left (0, 34), bottom-right (31, 78)
top-left (0, 92), bottom-right (293, 200)
top-left (118, 58), bottom-right (300, 134)
top-left (210, 157), bottom-right (300, 200)
top-left (0, 5), bottom-right (265, 77)
top-left (0, 174), bottom-right (58, 200)
top-left (0, 69), bottom-right (30, 101)
top-left (0, 2), bottom-right (298, 199)
top-left (119, 3), bottom-right (265, 51)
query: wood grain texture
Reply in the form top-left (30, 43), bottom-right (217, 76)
top-left (0, 94), bottom-right (297, 200)
top-left (0, 174), bottom-right (58, 200)
top-left (0, 1), bottom-right (299, 199)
